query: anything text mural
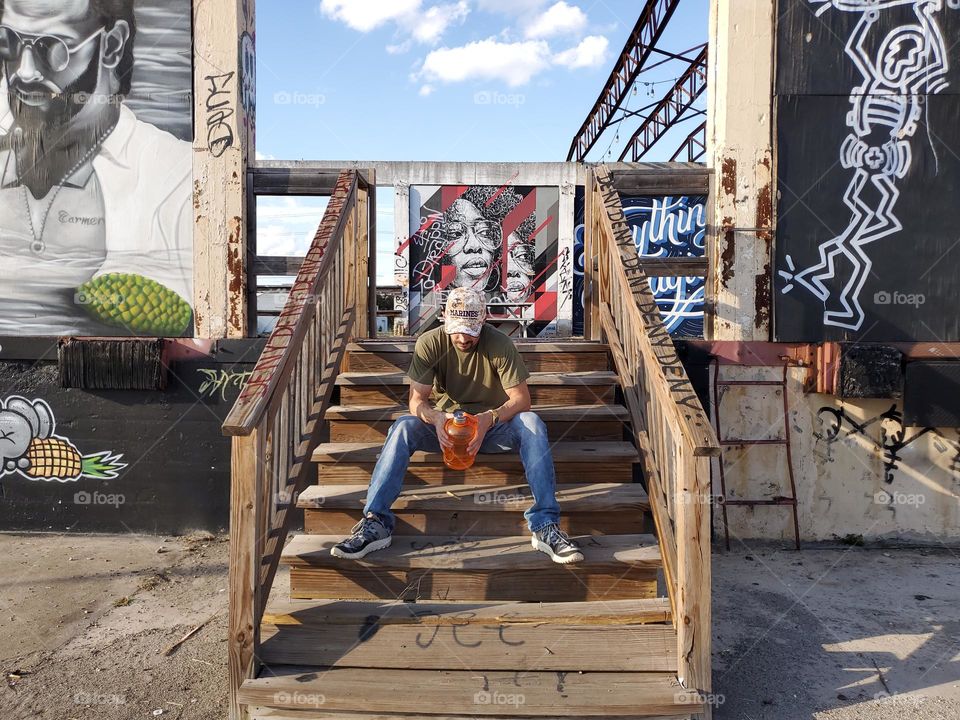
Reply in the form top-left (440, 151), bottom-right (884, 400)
top-left (573, 190), bottom-right (706, 336)
top-left (403, 185), bottom-right (560, 337)
top-left (0, 0), bottom-right (194, 336)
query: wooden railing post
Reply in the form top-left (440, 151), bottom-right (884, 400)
top-left (228, 429), bottom-right (260, 720)
top-left (676, 449), bottom-right (713, 719)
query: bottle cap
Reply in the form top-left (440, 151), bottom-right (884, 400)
top-left (453, 409), bottom-right (467, 425)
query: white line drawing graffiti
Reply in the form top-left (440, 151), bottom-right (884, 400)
top-left (779, 0), bottom-right (959, 330)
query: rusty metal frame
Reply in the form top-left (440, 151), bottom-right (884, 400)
top-left (670, 120), bottom-right (707, 162)
top-left (565, 0), bottom-right (683, 161)
top-left (618, 47), bottom-right (709, 161)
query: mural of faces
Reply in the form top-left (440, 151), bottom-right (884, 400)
top-left (406, 184), bottom-right (560, 337)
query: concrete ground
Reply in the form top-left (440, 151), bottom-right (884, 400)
top-left (0, 534), bottom-right (958, 719)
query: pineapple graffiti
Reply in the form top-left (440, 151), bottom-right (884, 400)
top-left (0, 397), bottom-right (125, 483)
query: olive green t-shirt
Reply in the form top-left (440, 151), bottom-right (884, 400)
top-left (407, 325), bottom-right (531, 413)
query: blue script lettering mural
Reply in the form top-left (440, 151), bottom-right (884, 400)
top-left (573, 191), bottom-right (706, 337)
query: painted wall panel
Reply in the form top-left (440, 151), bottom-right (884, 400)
top-left (405, 184), bottom-right (562, 337)
top-left (774, 0), bottom-right (960, 341)
top-left (573, 189), bottom-right (706, 337)
top-left (0, 0), bottom-right (194, 337)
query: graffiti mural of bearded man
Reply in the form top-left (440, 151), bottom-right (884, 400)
top-left (0, 0), bottom-right (193, 336)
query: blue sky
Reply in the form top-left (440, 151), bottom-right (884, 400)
top-left (253, 0), bottom-right (709, 283)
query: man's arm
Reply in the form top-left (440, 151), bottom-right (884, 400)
top-left (467, 382), bottom-right (531, 455)
top-left (409, 381), bottom-right (454, 449)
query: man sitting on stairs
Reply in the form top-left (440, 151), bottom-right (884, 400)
top-left (332, 286), bottom-right (584, 564)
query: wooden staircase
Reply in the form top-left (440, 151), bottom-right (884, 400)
top-left (238, 338), bottom-right (702, 718)
top-left (223, 168), bottom-right (719, 720)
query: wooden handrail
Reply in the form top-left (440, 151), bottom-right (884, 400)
top-left (223, 169), bottom-right (373, 720)
top-left (590, 165), bottom-right (719, 718)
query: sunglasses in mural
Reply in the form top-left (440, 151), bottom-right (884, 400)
top-left (0, 25), bottom-right (105, 72)
top-left (404, 184), bottom-right (561, 337)
top-left (0, 397), bottom-right (125, 482)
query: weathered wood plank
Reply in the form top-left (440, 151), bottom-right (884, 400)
top-left (312, 441), bottom-right (639, 464)
top-left (299, 483), bottom-right (648, 512)
top-left (336, 371), bottom-right (618, 386)
top-left (341, 384), bottom-right (616, 407)
top-left (329, 418), bottom-right (624, 443)
top-left (259, 620), bottom-right (676, 671)
top-left (304, 508), bottom-right (645, 537)
top-left (345, 350), bottom-right (610, 373)
top-left (239, 666), bottom-right (702, 716)
top-left (263, 597), bottom-right (670, 626)
top-left (316, 461), bottom-right (634, 485)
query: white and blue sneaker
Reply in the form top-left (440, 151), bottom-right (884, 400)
top-left (331, 515), bottom-right (392, 560)
top-left (532, 524), bottom-right (584, 564)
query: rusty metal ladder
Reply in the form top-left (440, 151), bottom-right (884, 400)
top-left (711, 361), bottom-right (801, 550)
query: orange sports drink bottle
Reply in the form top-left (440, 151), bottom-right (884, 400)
top-left (443, 410), bottom-right (479, 470)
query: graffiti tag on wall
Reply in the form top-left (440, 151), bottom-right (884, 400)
top-left (404, 184), bottom-right (561, 337)
top-left (814, 403), bottom-right (960, 492)
top-left (0, 397), bottom-right (125, 483)
top-left (0, 0), bottom-right (194, 337)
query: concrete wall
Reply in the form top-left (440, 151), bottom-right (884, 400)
top-left (713, 365), bottom-right (960, 543)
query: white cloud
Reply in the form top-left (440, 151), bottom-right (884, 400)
top-left (412, 1), bottom-right (470, 43)
top-left (475, 0), bottom-right (548, 16)
top-left (321, 0), bottom-right (469, 46)
top-left (524, 1), bottom-right (587, 39)
top-left (319, 0), bottom-right (420, 32)
top-left (419, 84), bottom-right (435, 96)
top-left (553, 34), bottom-right (609, 69)
top-left (419, 37), bottom-right (552, 87)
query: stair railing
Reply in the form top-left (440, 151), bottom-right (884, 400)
top-left (222, 169), bottom-right (373, 720)
top-left (589, 166), bottom-right (721, 715)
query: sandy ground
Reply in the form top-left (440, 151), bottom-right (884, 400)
top-left (0, 533), bottom-right (958, 719)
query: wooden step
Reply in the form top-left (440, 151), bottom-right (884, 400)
top-left (345, 342), bottom-right (610, 373)
top-left (326, 403), bottom-right (629, 442)
top-left (249, 711), bottom-right (696, 720)
top-left (336, 371), bottom-right (618, 406)
top-left (299, 482), bottom-right (649, 536)
top-left (259, 597), bottom-right (674, 671)
top-left (312, 440), bottom-right (638, 485)
top-left (281, 533), bottom-right (661, 602)
top-left (239, 665), bottom-right (702, 717)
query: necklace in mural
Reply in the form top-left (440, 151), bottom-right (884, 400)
top-left (16, 120), bottom-right (117, 256)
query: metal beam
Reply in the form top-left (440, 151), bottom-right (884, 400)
top-left (618, 47), bottom-right (708, 162)
top-left (669, 120), bottom-right (707, 162)
top-left (565, 0), bottom-right (683, 162)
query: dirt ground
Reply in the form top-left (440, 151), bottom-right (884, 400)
top-left (0, 533), bottom-right (958, 719)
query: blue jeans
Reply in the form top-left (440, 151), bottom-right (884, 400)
top-left (362, 412), bottom-right (561, 533)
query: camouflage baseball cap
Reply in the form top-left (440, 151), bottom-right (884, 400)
top-left (444, 287), bottom-right (486, 336)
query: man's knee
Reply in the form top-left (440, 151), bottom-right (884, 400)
top-left (513, 411), bottom-right (547, 437)
top-left (387, 415), bottom-right (421, 440)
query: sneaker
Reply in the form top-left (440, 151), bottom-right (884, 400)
top-left (531, 524), bottom-right (584, 564)
top-left (330, 515), bottom-right (392, 560)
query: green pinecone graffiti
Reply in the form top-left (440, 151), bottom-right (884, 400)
top-left (76, 273), bottom-right (192, 336)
